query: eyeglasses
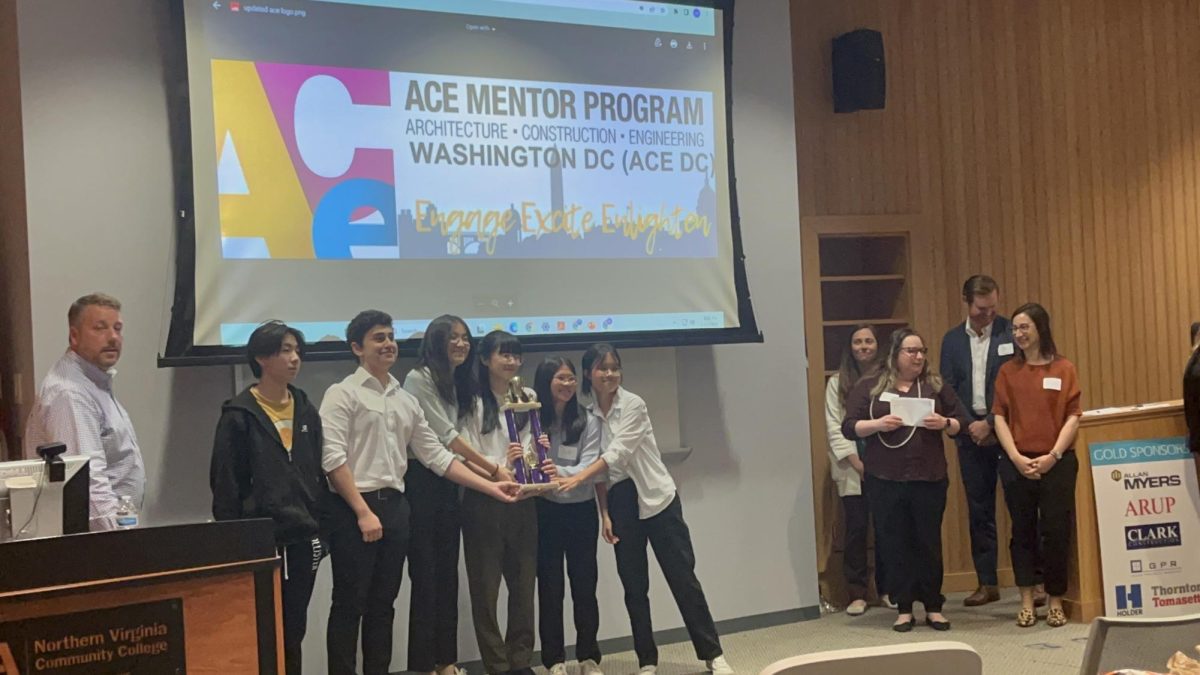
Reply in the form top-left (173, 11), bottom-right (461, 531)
top-left (553, 376), bottom-right (578, 385)
top-left (900, 347), bottom-right (928, 356)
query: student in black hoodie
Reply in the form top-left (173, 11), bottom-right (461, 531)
top-left (211, 321), bottom-right (327, 675)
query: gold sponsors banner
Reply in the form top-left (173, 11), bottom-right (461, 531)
top-left (0, 599), bottom-right (184, 674)
top-left (1089, 437), bottom-right (1200, 617)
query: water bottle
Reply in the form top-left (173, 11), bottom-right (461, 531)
top-left (115, 495), bottom-right (139, 529)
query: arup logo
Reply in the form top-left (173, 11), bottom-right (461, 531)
top-left (1126, 522), bottom-right (1182, 550)
top-left (1115, 584), bottom-right (1143, 615)
top-left (0, 641), bottom-right (18, 675)
top-left (1125, 496), bottom-right (1177, 517)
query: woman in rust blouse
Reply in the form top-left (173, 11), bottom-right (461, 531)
top-left (842, 327), bottom-right (966, 632)
top-left (993, 303), bottom-right (1082, 629)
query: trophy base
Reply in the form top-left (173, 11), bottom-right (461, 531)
top-left (518, 482), bottom-right (558, 496)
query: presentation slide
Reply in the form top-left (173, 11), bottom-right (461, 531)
top-left (181, 0), bottom-right (743, 348)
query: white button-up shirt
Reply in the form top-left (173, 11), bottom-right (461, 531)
top-left (466, 387), bottom-right (535, 465)
top-left (24, 350), bottom-right (145, 531)
top-left (320, 367), bottom-right (455, 492)
top-left (542, 414), bottom-right (603, 504)
top-left (966, 321), bottom-right (992, 416)
top-left (585, 387), bottom-right (676, 520)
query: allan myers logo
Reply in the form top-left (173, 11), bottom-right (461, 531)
top-left (0, 641), bottom-right (17, 675)
top-left (1126, 522), bottom-right (1182, 550)
top-left (1125, 496), bottom-right (1177, 517)
top-left (1115, 584), bottom-right (1143, 616)
top-left (1115, 470), bottom-right (1182, 490)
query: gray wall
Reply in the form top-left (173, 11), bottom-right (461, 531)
top-left (18, 0), bottom-right (815, 670)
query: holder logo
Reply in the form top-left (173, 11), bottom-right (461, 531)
top-left (1115, 584), bottom-right (1143, 615)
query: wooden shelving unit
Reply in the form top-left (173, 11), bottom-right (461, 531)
top-left (800, 214), bottom-right (932, 607)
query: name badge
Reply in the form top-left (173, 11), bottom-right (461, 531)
top-left (559, 444), bottom-right (579, 461)
top-left (879, 392), bottom-right (899, 403)
top-left (1043, 377), bottom-right (1063, 391)
top-left (997, 343), bottom-right (1014, 356)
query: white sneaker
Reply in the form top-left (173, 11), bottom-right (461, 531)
top-left (580, 660), bottom-right (603, 675)
top-left (881, 594), bottom-right (898, 610)
top-left (706, 656), bottom-right (735, 675)
top-left (638, 666), bottom-right (657, 674)
top-left (846, 599), bottom-right (868, 616)
top-left (549, 664), bottom-right (568, 675)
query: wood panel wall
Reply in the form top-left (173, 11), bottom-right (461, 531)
top-left (792, 0), bottom-right (1200, 602)
top-left (0, 0), bottom-right (33, 460)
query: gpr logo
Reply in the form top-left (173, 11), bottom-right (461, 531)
top-left (1126, 522), bottom-right (1182, 550)
top-left (1130, 558), bottom-right (1182, 574)
top-left (1125, 496), bottom-right (1177, 517)
top-left (0, 642), bottom-right (18, 675)
top-left (1115, 584), bottom-right (1143, 615)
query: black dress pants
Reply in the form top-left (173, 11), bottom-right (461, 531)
top-left (842, 490), bottom-right (887, 601)
top-left (326, 489), bottom-right (410, 675)
top-left (868, 477), bottom-right (948, 614)
top-left (406, 461), bottom-right (462, 672)
top-left (998, 451), bottom-right (1078, 596)
top-left (461, 489), bottom-right (538, 675)
top-left (280, 537), bottom-right (324, 675)
top-left (607, 479), bottom-right (722, 668)
top-left (957, 434), bottom-right (1002, 587)
top-left (536, 498), bottom-right (602, 668)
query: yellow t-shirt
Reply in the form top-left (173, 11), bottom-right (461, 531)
top-left (251, 387), bottom-right (295, 451)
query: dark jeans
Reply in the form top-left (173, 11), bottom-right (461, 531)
top-left (998, 452), bottom-right (1078, 596)
top-left (537, 498), bottom-right (602, 668)
top-left (957, 434), bottom-right (1001, 587)
top-left (608, 480), bottom-right (722, 668)
top-left (406, 461), bottom-right (462, 672)
top-left (461, 489), bottom-right (538, 675)
top-left (326, 489), bottom-right (410, 675)
top-left (281, 537), bottom-right (324, 675)
top-left (842, 490), bottom-right (886, 601)
top-left (869, 477), bottom-right (948, 614)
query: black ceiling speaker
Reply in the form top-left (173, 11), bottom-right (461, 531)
top-left (832, 29), bottom-right (885, 113)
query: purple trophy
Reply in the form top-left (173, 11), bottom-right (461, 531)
top-left (502, 376), bottom-right (556, 495)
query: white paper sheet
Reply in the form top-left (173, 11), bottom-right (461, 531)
top-left (889, 398), bottom-right (934, 427)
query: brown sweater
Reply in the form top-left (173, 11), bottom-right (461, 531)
top-left (841, 373), bottom-right (966, 482)
top-left (991, 356), bottom-right (1083, 456)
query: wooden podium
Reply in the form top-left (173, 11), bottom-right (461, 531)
top-left (1066, 401), bottom-right (1187, 622)
top-left (0, 519), bottom-right (282, 674)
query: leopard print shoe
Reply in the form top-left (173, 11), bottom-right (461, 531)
top-left (1046, 607), bottom-right (1068, 627)
top-left (1016, 607), bottom-right (1037, 627)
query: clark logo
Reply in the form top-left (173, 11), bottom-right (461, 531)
top-left (1125, 522), bottom-right (1182, 550)
top-left (0, 641), bottom-right (18, 675)
top-left (1125, 496), bottom-right (1177, 517)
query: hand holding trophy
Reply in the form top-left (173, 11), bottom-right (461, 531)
top-left (502, 376), bottom-right (558, 496)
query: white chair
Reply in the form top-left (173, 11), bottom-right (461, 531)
top-left (759, 641), bottom-right (982, 675)
top-left (1079, 613), bottom-right (1200, 675)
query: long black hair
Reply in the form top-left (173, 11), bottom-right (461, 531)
top-left (534, 356), bottom-right (586, 446)
top-left (580, 343), bottom-right (621, 396)
top-left (476, 330), bottom-right (528, 435)
top-left (414, 314), bottom-right (476, 423)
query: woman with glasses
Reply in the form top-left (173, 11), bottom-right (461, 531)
top-left (402, 316), bottom-right (511, 675)
top-left (842, 328), bottom-right (965, 632)
top-left (461, 330), bottom-right (556, 675)
top-left (824, 324), bottom-right (889, 615)
top-left (558, 344), bottom-right (734, 675)
top-left (532, 357), bottom-right (605, 675)
top-left (993, 304), bottom-right (1082, 628)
